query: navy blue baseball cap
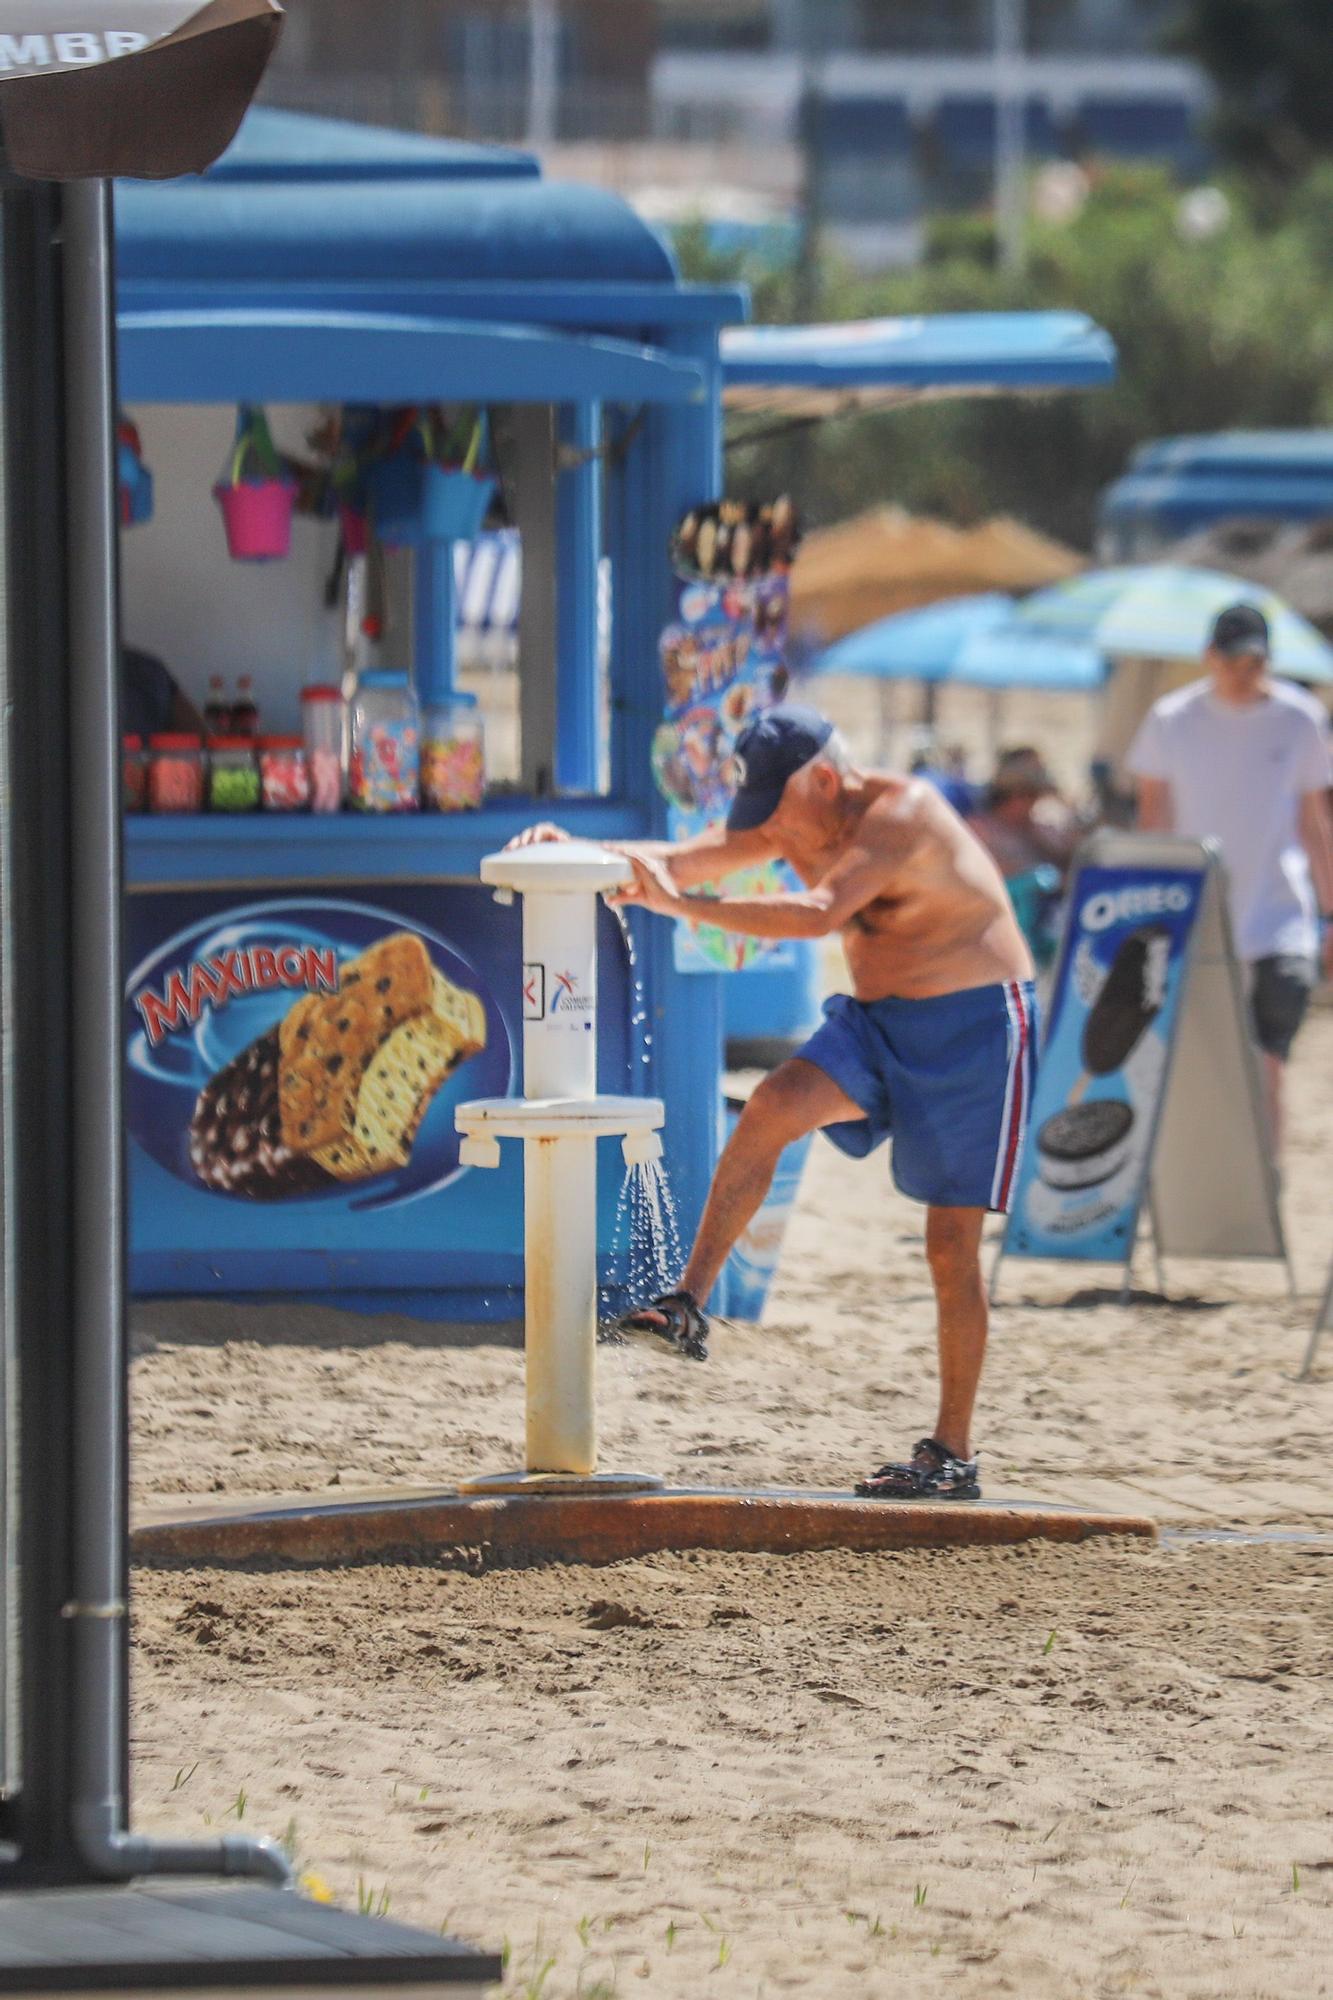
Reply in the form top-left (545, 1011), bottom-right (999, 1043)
top-left (1208, 602), bottom-right (1270, 658)
top-left (726, 704), bottom-right (834, 831)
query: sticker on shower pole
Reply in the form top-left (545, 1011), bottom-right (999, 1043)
top-left (1002, 861), bottom-right (1206, 1262)
top-left (522, 962), bottom-right (545, 1021)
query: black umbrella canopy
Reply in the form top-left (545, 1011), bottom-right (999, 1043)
top-left (0, 0), bottom-right (282, 179)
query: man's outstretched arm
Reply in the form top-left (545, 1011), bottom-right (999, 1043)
top-left (506, 818), bottom-right (773, 889)
top-left (613, 836), bottom-right (895, 940)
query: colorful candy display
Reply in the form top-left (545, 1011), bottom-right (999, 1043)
top-left (147, 734), bottom-right (204, 813)
top-left (307, 746), bottom-right (343, 813)
top-left (258, 737), bottom-right (310, 812)
top-left (300, 684), bottom-right (344, 813)
top-left (349, 672), bottom-right (420, 813)
top-left (422, 733), bottom-right (485, 811)
top-left (206, 739), bottom-right (261, 813)
top-left (350, 721), bottom-right (419, 812)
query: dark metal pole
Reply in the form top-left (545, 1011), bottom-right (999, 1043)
top-left (0, 161), bottom-right (78, 1884)
top-left (61, 177), bottom-right (289, 1888)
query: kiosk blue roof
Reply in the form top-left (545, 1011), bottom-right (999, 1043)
top-left (114, 109), bottom-right (725, 406)
top-left (1100, 430), bottom-right (1333, 539)
top-left (723, 312), bottom-right (1117, 414)
top-left (116, 155), bottom-right (678, 289)
top-left (203, 106), bottom-right (540, 182)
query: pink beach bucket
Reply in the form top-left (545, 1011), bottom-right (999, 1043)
top-left (213, 406), bottom-right (297, 562)
top-left (214, 477), bottom-right (297, 561)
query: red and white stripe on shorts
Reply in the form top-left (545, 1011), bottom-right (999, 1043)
top-left (990, 980), bottom-right (1035, 1214)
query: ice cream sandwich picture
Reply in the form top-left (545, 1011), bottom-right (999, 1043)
top-left (189, 932), bottom-right (486, 1199)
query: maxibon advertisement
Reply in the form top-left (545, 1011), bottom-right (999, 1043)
top-left (124, 883), bottom-right (634, 1293)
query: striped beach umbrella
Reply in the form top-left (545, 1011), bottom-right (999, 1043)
top-left (990, 565), bottom-right (1333, 681)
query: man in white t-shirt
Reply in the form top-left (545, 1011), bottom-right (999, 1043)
top-left (1127, 602), bottom-right (1333, 1154)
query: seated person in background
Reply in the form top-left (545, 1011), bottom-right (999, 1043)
top-left (123, 643), bottom-right (204, 741)
top-left (969, 747), bottom-right (1080, 881)
top-left (912, 741), bottom-right (976, 819)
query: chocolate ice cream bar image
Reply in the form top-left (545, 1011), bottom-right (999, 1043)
top-left (1082, 926), bottom-right (1171, 1074)
top-left (189, 1033), bottom-right (334, 1201)
top-left (1066, 925), bottom-right (1171, 1106)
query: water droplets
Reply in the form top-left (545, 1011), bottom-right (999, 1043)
top-left (599, 901), bottom-right (680, 1329)
top-left (599, 1156), bottom-right (685, 1331)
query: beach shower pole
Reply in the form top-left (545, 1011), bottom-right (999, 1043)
top-left (456, 843), bottom-right (664, 1492)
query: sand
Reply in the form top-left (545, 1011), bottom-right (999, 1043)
top-left (129, 681), bottom-right (1333, 1993)
top-left (129, 1006), bottom-right (1333, 1997)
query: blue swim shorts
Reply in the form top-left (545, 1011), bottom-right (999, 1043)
top-left (797, 980), bottom-right (1039, 1213)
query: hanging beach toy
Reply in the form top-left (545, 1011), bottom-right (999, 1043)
top-left (328, 404), bottom-right (375, 556)
top-left (213, 404), bottom-right (297, 562)
top-left (368, 406), bottom-right (496, 548)
top-left (117, 414), bottom-right (154, 528)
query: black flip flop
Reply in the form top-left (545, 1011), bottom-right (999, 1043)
top-left (855, 1436), bottom-right (980, 1501)
top-left (612, 1289), bottom-right (709, 1361)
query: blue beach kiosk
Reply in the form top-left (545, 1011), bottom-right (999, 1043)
top-left (117, 109), bottom-right (1115, 1320)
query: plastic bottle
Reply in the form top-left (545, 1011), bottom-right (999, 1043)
top-left (204, 674), bottom-right (230, 735)
top-left (300, 683), bottom-right (344, 813)
top-left (231, 673), bottom-right (259, 740)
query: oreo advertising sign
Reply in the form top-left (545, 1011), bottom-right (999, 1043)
top-left (1003, 862), bottom-right (1206, 1263)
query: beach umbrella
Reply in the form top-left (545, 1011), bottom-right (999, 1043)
top-left (810, 592), bottom-right (1015, 682)
top-left (951, 628), bottom-right (1105, 692)
top-left (990, 564), bottom-right (1333, 681)
top-left (790, 506), bottom-right (1083, 643)
top-left (0, 1), bottom-right (282, 180)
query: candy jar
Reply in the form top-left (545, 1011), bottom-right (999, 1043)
top-left (122, 734), bottom-right (147, 813)
top-left (300, 683), bottom-right (344, 813)
top-left (147, 733), bottom-right (204, 813)
top-left (421, 692), bottom-right (486, 811)
top-left (206, 736), bottom-right (261, 813)
top-left (258, 735), bottom-right (310, 812)
top-left (348, 670), bottom-right (420, 813)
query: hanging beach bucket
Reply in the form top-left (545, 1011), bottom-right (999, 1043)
top-left (213, 405), bottom-right (297, 562)
top-left (337, 500), bottom-right (371, 556)
top-left (368, 408), bottom-right (495, 547)
top-left (117, 415), bottom-right (154, 527)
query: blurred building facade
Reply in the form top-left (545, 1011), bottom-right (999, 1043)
top-left (260, 0), bottom-right (1210, 266)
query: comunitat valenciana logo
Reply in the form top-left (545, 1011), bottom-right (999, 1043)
top-left (549, 969), bottom-right (593, 1016)
top-left (135, 943), bottom-right (340, 1047)
top-left (1080, 883), bottom-right (1191, 933)
top-left (0, 31), bottom-right (149, 69)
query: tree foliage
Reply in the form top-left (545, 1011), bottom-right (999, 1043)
top-left (1171, 0), bottom-right (1333, 188)
top-left (678, 164), bottom-right (1333, 549)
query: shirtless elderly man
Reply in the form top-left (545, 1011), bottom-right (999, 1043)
top-left (514, 705), bottom-right (1037, 1499)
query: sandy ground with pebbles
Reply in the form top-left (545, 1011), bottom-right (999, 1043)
top-left (129, 680), bottom-right (1332, 1994)
top-left (129, 1008), bottom-right (1333, 1998)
